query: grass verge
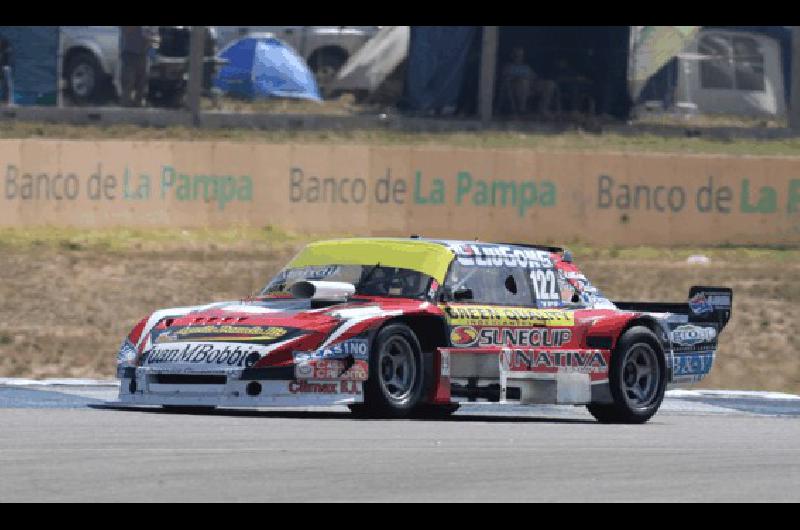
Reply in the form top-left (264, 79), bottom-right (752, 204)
top-left (3, 121), bottom-right (800, 156)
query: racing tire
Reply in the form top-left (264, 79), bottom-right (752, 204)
top-left (587, 326), bottom-right (667, 424)
top-left (409, 403), bottom-right (460, 419)
top-left (358, 323), bottom-right (425, 419)
top-left (65, 51), bottom-right (107, 105)
top-left (161, 405), bottom-right (217, 414)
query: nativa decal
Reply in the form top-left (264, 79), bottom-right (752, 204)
top-left (501, 348), bottom-right (608, 374)
top-left (450, 326), bottom-right (572, 348)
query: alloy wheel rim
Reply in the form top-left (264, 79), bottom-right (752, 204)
top-left (621, 344), bottom-right (660, 409)
top-left (378, 336), bottom-right (416, 402)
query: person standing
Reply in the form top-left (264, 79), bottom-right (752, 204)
top-left (119, 26), bottom-right (154, 107)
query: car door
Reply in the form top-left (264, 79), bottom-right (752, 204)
top-left (440, 244), bottom-right (580, 391)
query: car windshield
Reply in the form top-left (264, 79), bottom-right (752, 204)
top-left (262, 264), bottom-right (433, 298)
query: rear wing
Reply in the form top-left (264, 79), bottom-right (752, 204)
top-left (614, 286), bottom-right (733, 330)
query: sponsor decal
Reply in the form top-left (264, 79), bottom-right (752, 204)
top-left (673, 352), bottom-right (714, 377)
top-left (142, 342), bottom-right (265, 368)
top-left (439, 350), bottom-right (450, 377)
top-left (692, 291), bottom-right (731, 311)
top-left (450, 326), bottom-right (573, 348)
top-left (293, 353), bottom-right (369, 381)
top-left (450, 326), bottom-right (479, 346)
top-left (671, 325), bottom-right (717, 346)
top-left (449, 243), bottom-right (553, 269)
top-left (445, 305), bottom-right (574, 327)
top-left (311, 338), bottom-right (370, 360)
top-left (501, 348), bottom-right (608, 374)
top-left (162, 325), bottom-right (288, 343)
top-left (288, 380), bottom-right (362, 395)
top-left (275, 265), bottom-right (341, 283)
top-left (428, 280), bottom-right (440, 300)
top-left (689, 293), bottom-right (714, 316)
top-left (117, 339), bottom-right (138, 365)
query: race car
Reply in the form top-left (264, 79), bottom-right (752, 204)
top-left (116, 237), bottom-right (732, 423)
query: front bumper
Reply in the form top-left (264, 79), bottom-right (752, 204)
top-left (117, 366), bottom-right (364, 408)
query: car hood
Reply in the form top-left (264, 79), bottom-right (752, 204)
top-left (134, 297), bottom-right (405, 370)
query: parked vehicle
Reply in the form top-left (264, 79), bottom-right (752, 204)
top-left (115, 237), bottom-right (732, 423)
top-left (214, 26), bottom-right (380, 97)
top-left (60, 26), bottom-right (222, 107)
top-left (61, 26), bottom-right (119, 104)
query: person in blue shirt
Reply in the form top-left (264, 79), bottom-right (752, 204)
top-left (501, 47), bottom-right (558, 118)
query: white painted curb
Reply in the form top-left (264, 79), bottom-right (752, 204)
top-left (0, 378), bottom-right (120, 387)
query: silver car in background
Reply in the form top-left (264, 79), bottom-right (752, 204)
top-left (60, 26), bottom-right (120, 104)
top-left (61, 26), bottom-right (221, 106)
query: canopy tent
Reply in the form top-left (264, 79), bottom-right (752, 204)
top-left (632, 27), bottom-right (790, 118)
top-left (628, 26), bottom-right (701, 103)
top-left (0, 26), bottom-right (60, 105)
top-left (330, 25), bottom-right (409, 101)
top-left (404, 26), bottom-right (480, 114)
top-left (214, 34), bottom-right (321, 101)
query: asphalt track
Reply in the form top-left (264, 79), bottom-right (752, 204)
top-left (0, 382), bottom-right (799, 502)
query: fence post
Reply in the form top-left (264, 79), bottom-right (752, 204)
top-left (187, 26), bottom-right (205, 126)
top-left (479, 26), bottom-right (499, 125)
top-left (790, 26), bottom-right (800, 131)
top-left (3, 65), bottom-right (13, 106)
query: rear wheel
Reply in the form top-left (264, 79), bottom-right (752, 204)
top-left (357, 323), bottom-right (425, 418)
top-left (587, 326), bottom-right (666, 424)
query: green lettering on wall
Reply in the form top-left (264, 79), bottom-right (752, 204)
top-left (740, 179), bottom-right (777, 213)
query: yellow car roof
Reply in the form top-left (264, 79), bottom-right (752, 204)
top-left (287, 238), bottom-right (455, 283)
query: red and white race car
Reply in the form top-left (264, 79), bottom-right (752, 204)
top-left (116, 237), bottom-right (732, 423)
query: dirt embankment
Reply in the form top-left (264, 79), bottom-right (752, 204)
top-left (0, 244), bottom-right (797, 393)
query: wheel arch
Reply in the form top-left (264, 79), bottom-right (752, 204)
top-left (619, 316), bottom-right (668, 346)
top-left (377, 313), bottom-right (450, 354)
top-left (616, 315), bottom-right (671, 379)
top-left (63, 44), bottom-right (109, 77)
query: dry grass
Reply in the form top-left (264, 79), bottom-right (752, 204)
top-left (3, 120), bottom-right (800, 156)
top-left (0, 229), bottom-right (797, 392)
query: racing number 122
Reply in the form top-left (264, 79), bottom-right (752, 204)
top-left (531, 269), bottom-right (558, 302)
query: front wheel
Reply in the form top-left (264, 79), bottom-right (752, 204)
top-left (587, 326), bottom-right (666, 424)
top-left (359, 323), bottom-right (425, 418)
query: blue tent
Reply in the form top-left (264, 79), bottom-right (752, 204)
top-left (214, 35), bottom-right (321, 101)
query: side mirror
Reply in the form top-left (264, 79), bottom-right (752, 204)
top-left (452, 287), bottom-right (474, 302)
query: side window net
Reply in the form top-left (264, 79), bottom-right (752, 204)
top-left (447, 262), bottom-right (535, 306)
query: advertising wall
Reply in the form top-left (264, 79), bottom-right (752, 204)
top-left (2, 139), bottom-right (799, 246)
